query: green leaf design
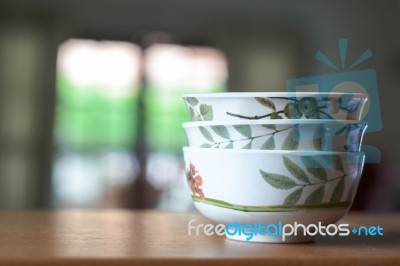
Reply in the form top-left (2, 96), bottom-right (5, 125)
top-left (301, 156), bottom-right (327, 181)
top-left (255, 97), bottom-right (276, 111)
top-left (242, 141), bottom-right (252, 149)
top-left (345, 125), bottom-right (352, 134)
top-left (322, 155), bottom-right (345, 174)
top-left (335, 125), bottom-right (349, 136)
top-left (260, 170), bottom-right (297, 189)
top-left (200, 143), bottom-right (212, 148)
top-left (224, 142), bottom-right (233, 149)
top-left (281, 126), bottom-right (300, 150)
top-left (330, 179), bottom-right (344, 202)
top-left (313, 125), bottom-right (325, 150)
top-left (189, 107), bottom-right (197, 120)
top-left (283, 187), bottom-right (303, 205)
top-left (186, 97), bottom-right (199, 106)
top-left (262, 124), bottom-right (276, 131)
top-left (260, 135), bottom-right (275, 150)
top-left (270, 112), bottom-right (283, 119)
top-left (199, 127), bottom-right (214, 142)
top-left (333, 155), bottom-right (345, 173)
top-left (199, 104), bottom-right (213, 121)
top-left (211, 126), bottom-right (230, 139)
top-left (283, 156), bottom-right (310, 183)
top-left (305, 185), bottom-right (325, 204)
top-left (233, 125), bottom-right (252, 137)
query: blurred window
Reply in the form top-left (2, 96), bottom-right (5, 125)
top-left (53, 39), bottom-right (141, 207)
top-left (52, 38), bottom-right (227, 209)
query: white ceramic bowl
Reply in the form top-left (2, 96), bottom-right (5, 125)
top-left (183, 120), bottom-right (367, 152)
top-left (183, 148), bottom-right (365, 243)
top-left (183, 92), bottom-right (368, 122)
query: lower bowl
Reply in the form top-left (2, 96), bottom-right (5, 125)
top-left (183, 148), bottom-right (365, 243)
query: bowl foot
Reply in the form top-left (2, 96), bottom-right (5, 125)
top-left (225, 231), bottom-right (315, 243)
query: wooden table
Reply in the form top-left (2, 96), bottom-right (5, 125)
top-left (0, 210), bottom-right (398, 265)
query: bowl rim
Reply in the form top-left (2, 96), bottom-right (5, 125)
top-left (182, 119), bottom-right (365, 128)
top-left (182, 92), bottom-right (368, 98)
top-left (182, 147), bottom-right (365, 156)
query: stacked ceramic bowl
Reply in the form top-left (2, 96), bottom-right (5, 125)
top-left (182, 92), bottom-right (368, 243)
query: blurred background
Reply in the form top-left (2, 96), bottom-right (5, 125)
top-left (0, 0), bottom-right (399, 211)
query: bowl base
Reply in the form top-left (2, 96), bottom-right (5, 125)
top-left (225, 231), bottom-right (314, 243)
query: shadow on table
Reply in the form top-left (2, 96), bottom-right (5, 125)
top-left (314, 233), bottom-right (400, 246)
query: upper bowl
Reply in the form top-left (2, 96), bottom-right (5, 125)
top-left (183, 92), bottom-right (368, 122)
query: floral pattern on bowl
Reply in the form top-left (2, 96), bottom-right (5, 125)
top-left (186, 162), bottom-right (205, 199)
top-left (184, 120), bottom-right (367, 152)
top-left (183, 93), bottom-right (368, 122)
top-left (259, 154), bottom-right (361, 206)
top-left (183, 148), bottom-right (365, 214)
top-left (188, 154), bottom-right (361, 210)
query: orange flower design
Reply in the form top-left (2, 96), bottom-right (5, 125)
top-left (186, 162), bottom-right (205, 199)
